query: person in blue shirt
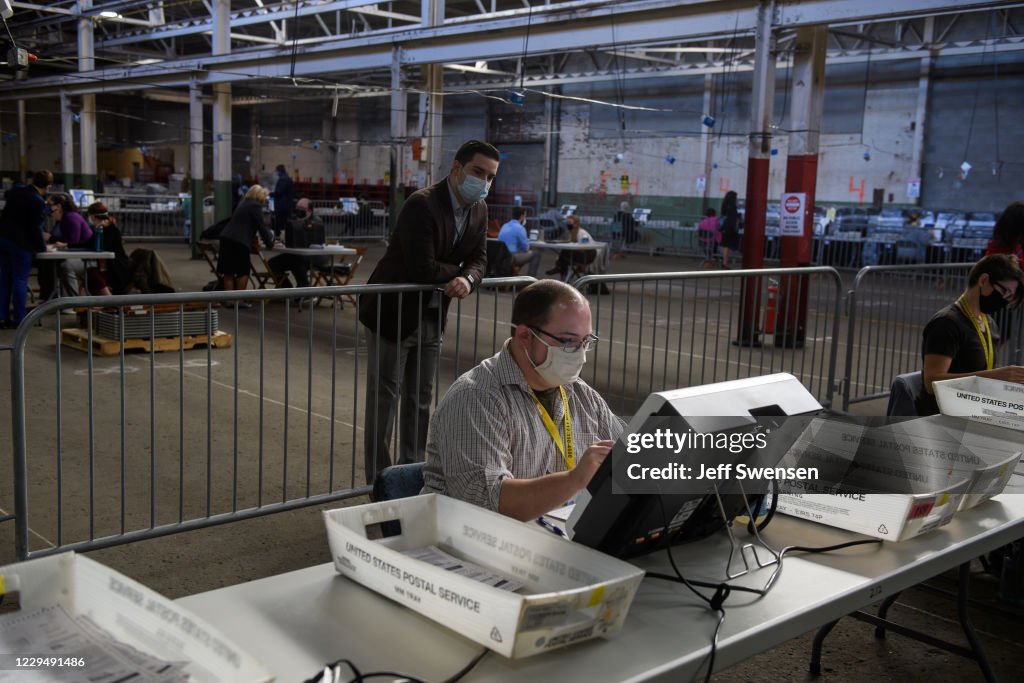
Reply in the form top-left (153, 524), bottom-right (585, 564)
top-left (498, 207), bottom-right (540, 276)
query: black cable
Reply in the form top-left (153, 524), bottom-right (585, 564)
top-left (442, 647), bottom-right (490, 683)
top-left (652, 492), bottom-right (881, 682)
top-left (302, 646), bottom-right (489, 683)
top-left (288, 0), bottom-right (302, 80)
top-left (1, 16), bottom-right (18, 47)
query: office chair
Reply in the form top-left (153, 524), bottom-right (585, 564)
top-left (371, 462), bottom-right (425, 502)
top-left (886, 371), bottom-right (923, 417)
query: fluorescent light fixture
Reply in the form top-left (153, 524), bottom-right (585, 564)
top-left (100, 10), bottom-right (120, 19)
top-left (443, 63), bottom-right (517, 76)
top-left (133, 58), bottom-right (164, 65)
top-left (641, 47), bottom-right (743, 53)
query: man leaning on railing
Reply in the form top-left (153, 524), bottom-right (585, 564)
top-left (358, 139), bottom-right (500, 484)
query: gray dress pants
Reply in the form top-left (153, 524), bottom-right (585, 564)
top-left (363, 311), bottom-right (441, 484)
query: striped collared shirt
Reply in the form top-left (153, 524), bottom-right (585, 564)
top-left (423, 340), bottom-right (624, 512)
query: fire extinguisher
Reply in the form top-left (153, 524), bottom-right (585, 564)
top-left (764, 279), bottom-right (779, 334)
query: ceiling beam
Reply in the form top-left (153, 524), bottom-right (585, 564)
top-left (4, 0), bottom-right (1021, 98)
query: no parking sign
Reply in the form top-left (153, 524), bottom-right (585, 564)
top-left (780, 192), bottom-right (805, 236)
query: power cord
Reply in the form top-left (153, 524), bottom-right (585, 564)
top-left (302, 647), bottom-right (489, 683)
top-left (650, 494), bottom-right (881, 682)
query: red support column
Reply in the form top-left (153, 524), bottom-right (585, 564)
top-left (777, 25), bottom-right (827, 349)
top-left (735, 1), bottom-right (776, 347)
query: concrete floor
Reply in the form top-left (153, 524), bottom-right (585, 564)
top-left (1, 239), bottom-right (1021, 681)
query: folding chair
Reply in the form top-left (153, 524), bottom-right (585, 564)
top-left (197, 241), bottom-right (219, 275)
top-left (313, 246), bottom-right (367, 306)
top-left (249, 249), bottom-right (288, 289)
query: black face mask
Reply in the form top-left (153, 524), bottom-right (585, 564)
top-left (979, 290), bottom-right (1009, 315)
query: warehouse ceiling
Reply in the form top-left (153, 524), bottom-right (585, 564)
top-left (1, 0), bottom-right (1023, 101)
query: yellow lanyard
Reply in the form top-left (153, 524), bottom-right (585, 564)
top-left (958, 295), bottom-right (994, 370)
top-left (529, 386), bottom-right (575, 470)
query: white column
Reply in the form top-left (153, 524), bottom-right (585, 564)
top-left (17, 100), bottom-right (27, 182)
top-left (189, 78), bottom-right (205, 249)
top-left (909, 16), bottom-right (933, 205)
top-left (78, 0), bottom-right (97, 188)
top-left (60, 91), bottom-right (75, 183)
top-left (422, 0), bottom-right (444, 184)
top-left (212, 0), bottom-right (232, 220)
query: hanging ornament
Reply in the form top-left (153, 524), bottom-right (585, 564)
top-left (960, 160), bottom-right (972, 179)
top-left (665, 155), bottom-right (676, 165)
top-left (702, 115), bottom-right (716, 128)
top-left (312, 140), bottom-right (321, 151)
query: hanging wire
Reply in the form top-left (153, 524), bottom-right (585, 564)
top-left (961, 11), bottom-right (995, 168)
top-left (715, 12), bottom-right (742, 141)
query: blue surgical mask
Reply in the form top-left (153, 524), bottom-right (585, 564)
top-left (457, 168), bottom-right (491, 204)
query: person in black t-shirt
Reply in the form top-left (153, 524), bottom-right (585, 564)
top-left (917, 254), bottom-right (1024, 415)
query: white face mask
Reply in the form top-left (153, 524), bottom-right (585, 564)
top-left (525, 336), bottom-right (587, 387)
top-left (457, 166), bottom-right (491, 203)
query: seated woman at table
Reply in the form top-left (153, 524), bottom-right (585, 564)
top-left (916, 254), bottom-right (1024, 415)
top-left (80, 202), bottom-right (176, 296)
top-left (82, 202), bottom-right (132, 296)
top-left (216, 184), bottom-right (275, 305)
top-left (545, 214), bottom-right (596, 278)
top-left (39, 193), bottom-right (92, 299)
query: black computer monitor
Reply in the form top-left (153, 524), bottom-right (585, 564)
top-left (566, 374), bottom-right (822, 559)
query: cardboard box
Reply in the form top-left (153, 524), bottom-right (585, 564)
top-left (776, 418), bottom-right (972, 541)
top-left (324, 494), bottom-right (645, 659)
top-left (0, 553), bottom-right (272, 682)
top-left (879, 415), bottom-right (1022, 511)
top-left (933, 375), bottom-right (1024, 432)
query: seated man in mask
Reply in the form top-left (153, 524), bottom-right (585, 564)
top-left (268, 197), bottom-right (324, 289)
top-left (423, 280), bottom-right (622, 519)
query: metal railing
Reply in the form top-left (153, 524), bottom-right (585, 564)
top-left (575, 267), bottom-right (844, 416)
top-left (7, 267), bottom-right (847, 560)
top-left (96, 194), bottom-right (189, 240)
top-left (840, 262), bottom-right (1024, 410)
top-left (7, 279), bottom-right (535, 561)
top-left (310, 200), bottom-right (388, 241)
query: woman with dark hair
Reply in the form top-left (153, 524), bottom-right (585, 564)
top-left (84, 202), bottom-right (133, 295)
top-left (916, 254), bottom-right (1024, 415)
top-left (985, 201), bottom-right (1024, 266)
top-left (40, 193), bottom-right (93, 299)
top-left (719, 190), bottom-right (741, 268)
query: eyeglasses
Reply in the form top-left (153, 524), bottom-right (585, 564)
top-left (993, 281), bottom-right (1017, 302)
top-left (528, 325), bottom-right (599, 354)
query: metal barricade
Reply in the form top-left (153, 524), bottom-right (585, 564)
top-left (311, 200), bottom-right (388, 241)
top-left (99, 194), bottom-right (188, 240)
top-left (839, 262), bottom-right (1023, 410)
top-left (7, 279), bottom-right (535, 561)
top-left (575, 266), bottom-right (844, 417)
top-left (8, 268), bottom-right (848, 561)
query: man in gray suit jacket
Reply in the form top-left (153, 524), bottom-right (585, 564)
top-left (359, 140), bottom-right (500, 483)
